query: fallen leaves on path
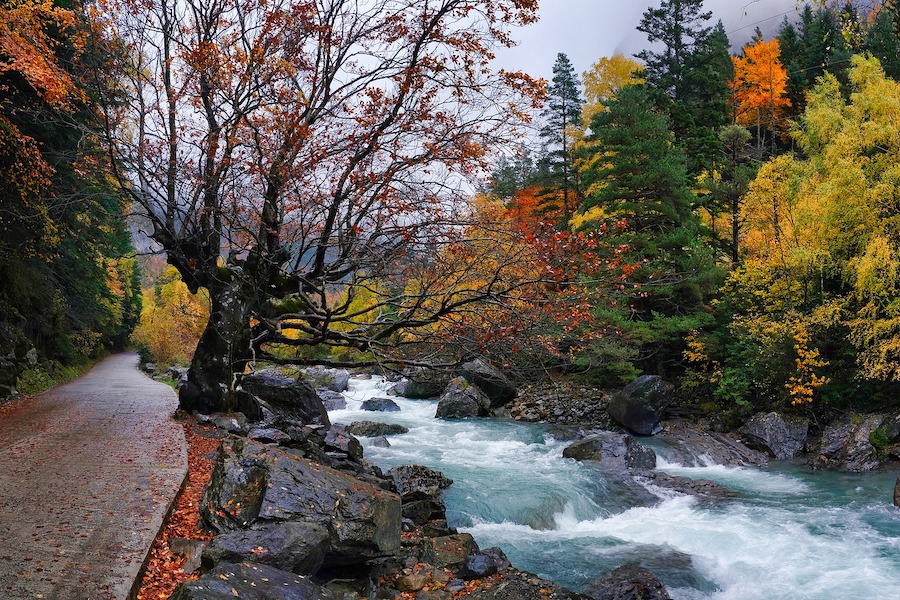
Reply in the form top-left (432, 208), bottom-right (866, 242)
top-left (136, 418), bottom-right (219, 599)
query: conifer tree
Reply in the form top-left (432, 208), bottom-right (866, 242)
top-left (538, 53), bottom-right (584, 222)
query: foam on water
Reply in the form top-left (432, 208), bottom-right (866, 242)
top-left (331, 377), bottom-right (900, 599)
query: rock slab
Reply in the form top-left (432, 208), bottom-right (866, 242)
top-left (171, 561), bottom-right (334, 599)
top-left (739, 412), bottom-right (808, 459)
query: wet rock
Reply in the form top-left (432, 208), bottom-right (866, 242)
top-left (248, 427), bottom-right (292, 444)
top-left (201, 521), bottom-right (330, 575)
top-left (435, 377), bottom-right (490, 419)
top-left (372, 436), bottom-right (391, 448)
top-left (201, 439), bottom-right (400, 564)
top-left (418, 534), bottom-right (477, 570)
top-left (240, 370), bottom-right (330, 427)
top-left (607, 376), bottom-right (675, 436)
top-left (738, 412), bottom-right (808, 459)
top-left (303, 366), bottom-right (350, 392)
top-left (210, 412), bottom-right (249, 434)
top-left (387, 465), bottom-right (453, 502)
top-left (562, 432), bottom-right (656, 471)
top-left (346, 421), bottom-right (410, 437)
top-left (810, 415), bottom-right (883, 472)
top-left (361, 397), bottom-right (401, 412)
top-left (393, 366), bottom-right (452, 399)
top-left (583, 564), bottom-right (671, 600)
top-left (459, 547), bottom-right (510, 580)
top-left (168, 538), bottom-right (206, 574)
top-left (894, 478), bottom-right (900, 508)
top-left (460, 359), bottom-right (517, 407)
top-left (319, 390), bottom-right (347, 411)
top-left (656, 420), bottom-right (767, 467)
top-left (324, 424), bottom-right (364, 461)
top-left (171, 561), bottom-right (334, 600)
top-left (637, 472), bottom-right (736, 502)
top-left (463, 571), bottom-right (583, 599)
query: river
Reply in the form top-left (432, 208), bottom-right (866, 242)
top-left (329, 377), bottom-right (900, 599)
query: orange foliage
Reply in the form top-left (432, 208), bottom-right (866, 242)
top-left (505, 185), bottom-right (565, 235)
top-left (730, 38), bottom-right (791, 129)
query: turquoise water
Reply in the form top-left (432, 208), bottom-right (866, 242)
top-left (330, 378), bottom-right (900, 599)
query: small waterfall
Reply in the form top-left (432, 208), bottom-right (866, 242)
top-left (331, 377), bottom-right (900, 599)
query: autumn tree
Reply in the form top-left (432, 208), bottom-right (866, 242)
top-left (96, 0), bottom-right (543, 413)
top-left (730, 38), bottom-right (792, 155)
top-left (0, 0), bottom-right (140, 373)
top-left (581, 55), bottom-right (644, 133)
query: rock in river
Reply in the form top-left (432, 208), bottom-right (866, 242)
top-left (607, 375), bottom-right (675, 435)
top-left (435, 377), bottom-right (491, 419)
top-left (738, 412), bottom-right (808, 460)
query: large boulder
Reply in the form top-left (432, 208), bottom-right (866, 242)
top-left (303, 366), bottom-right (351, 393)
top-left (562, 433), bottom-right (657, 471)
top-left (738, 412), bottom-right (808, 460)
top-left (435, 377), bottom-right (491, 419)
top-left (361, 397), bottom-right (401, 412)
top-left (392, 366), bottom-right (452, 399)
top-left (346, 421), bottom-right (410, 437)
top-left (418, 533), bottom-right (478, 570)
top-left (607, 376), bottom-right (675, 436)
top-left (201, 521), bottom-right (331, 575)
top-left (460, 359), bottom-right (517, 407)
top-left (583, 564), bottom-right (671, 600)
top-left (387, 465), bottom-right (453, 526)
top-left (810, 414), bottom-right (884, 472)
top-left (323, 424), bottom-right (363, 461)
top-left (171, 561), bottom-right (334, 600)
top-left (201, 439), bottom-right (400, 564)
top-left (239, 370), bottom-right (330, 427)
top-left (656, 420), bottom-right (767, 467)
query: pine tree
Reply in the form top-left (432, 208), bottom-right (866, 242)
top-left (636, 1), bottom-right (730, 176)
top-left (539, 53), bottom-right (584, 222)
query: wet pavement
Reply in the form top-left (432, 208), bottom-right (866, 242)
top-left (0, 353), bottom-right (188, 599)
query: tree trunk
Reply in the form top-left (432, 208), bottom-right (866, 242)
top-left (178, 274), bottom-right (255, 414)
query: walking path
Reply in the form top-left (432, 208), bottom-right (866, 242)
top-left (0, 353), bottom-right (188, 599)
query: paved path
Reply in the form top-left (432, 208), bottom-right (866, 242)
top-left (0, 353), bottom-right (188, 599)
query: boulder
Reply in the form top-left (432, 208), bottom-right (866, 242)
top-left (562, 433), bottom-right (656, 471)
top-left (394, 366), bottom-right (452, 399)
top-left (460, 359), bottom-right (517, 407)
top-left (387, 465), bottom-right (453, 502)
top-left (171, 561), bottom-right (334, 600)
top-left (318, 390), bottom-right (347, 411)
top-left (894, 478), bottom-right (900, 508)
top-left (210, 412), bottom-right (249, 434)
top-left (636, 472), bottom-right (736, 502)
top-left (248, 427), bottom-right (292, 444)
top-left (418, 534), bottom-right (477, 570)
top-left (435, 377), bottom-right (490, 419)
top-left (811, 414), bottom-right (883, 472)
top-left (395, 572), bottom-right (428, 593)
top-left (607, 376), bottom-right (675, 435)
top-left (239, 370), bottom-right (330, 427)
top-left (459, 547), bottom-right (510, 580)
top-left (656, 420), bottom-right (767, 467)
top-left (168, 538), bottom-right (206, 574)
top-left (583, 564), bottom-right (671, 600)
top-left (361, 397), bottom-right (401, 412)
top-left (324, 424), bottom-right (363, 461)
top-left (201, 521), bottom-right (330, 575)
top-left (346, 421), bottom-right (410, 437)
top-left (303, 366), bottom-right (351, 393)
top-left (201, 439), bottom-right (400, 564)
top-left (371, 436), bottom-right (391, 448)
top-left (738, 412), bottom-right (808, 460)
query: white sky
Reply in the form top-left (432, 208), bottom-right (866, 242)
top-left (495, 0), bottom-right (802, 80)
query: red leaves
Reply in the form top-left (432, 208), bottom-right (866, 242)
top-left (136, 420), bottom-right (218, 600)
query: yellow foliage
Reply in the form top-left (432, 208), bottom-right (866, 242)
top-left (131, 266), bottom-right (210, 365)
top-left (581, 54), bottom-right (644, 126)
top-left (786, 326), bottom-right (829, 405)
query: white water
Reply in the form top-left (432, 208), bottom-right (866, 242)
top-left (331, 377), bottom-right (900, 599)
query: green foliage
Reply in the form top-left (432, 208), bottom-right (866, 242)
top-left (869, 427), bottom-right (890, 457)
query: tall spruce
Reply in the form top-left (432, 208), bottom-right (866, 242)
top-left (538, 53), bottom-right (584, 222)
top-left (636, 1), bottom-right (730, 176)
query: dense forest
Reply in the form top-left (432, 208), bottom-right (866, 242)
top-left (3, 0), bottom-right (900, 424)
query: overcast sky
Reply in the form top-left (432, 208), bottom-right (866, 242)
top-left (494, 0), bottom-right (802, 80)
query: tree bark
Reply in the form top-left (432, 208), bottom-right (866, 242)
top-left (178, 272), bottom-right (255, 414)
